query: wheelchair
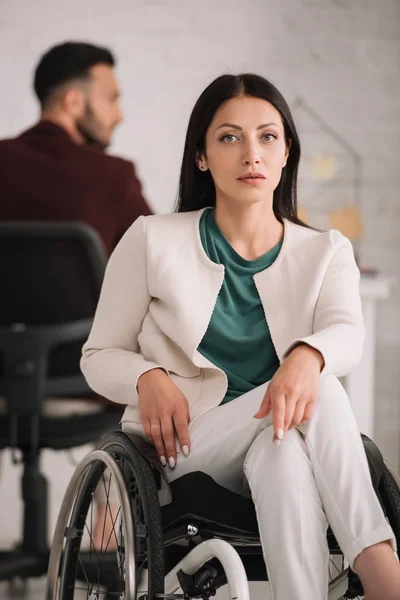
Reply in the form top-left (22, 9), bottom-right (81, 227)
top-left (45, 429), bottom-right (400, 600)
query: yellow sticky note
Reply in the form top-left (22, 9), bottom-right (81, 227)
top-left (311, 155), bottom-right (336, 181)
top-left (328, 205), bottom-right (364, 240)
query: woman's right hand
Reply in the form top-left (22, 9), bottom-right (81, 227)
top-left (137, 368), bottom-right (191, 468)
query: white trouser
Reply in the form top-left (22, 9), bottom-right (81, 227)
top-left (126, 374), bottom-right (396, 600)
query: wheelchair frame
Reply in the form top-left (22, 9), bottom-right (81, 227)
top-left (45, 430), bottom-right (400, 600)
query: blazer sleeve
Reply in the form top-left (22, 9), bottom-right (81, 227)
top-left (284, 232), bottom-right (365, 377)
top-left (81, 216), bottom-right (167, 407)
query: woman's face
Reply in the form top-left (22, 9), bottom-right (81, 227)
top-left (200, 95), bottom-right (290, 207)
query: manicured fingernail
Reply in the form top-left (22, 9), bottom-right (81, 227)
top-left (182, 445), bottom-right (189, 457)
top-left (273, 439), bottom-right (281, 447)
top-left (160, 456), bottom-right (167, 467)
top-left (168, 457), bottom-right (176, 468)
top-left (276, 428), bottom-right (284, 440)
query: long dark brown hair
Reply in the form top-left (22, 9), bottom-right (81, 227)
top-left (175, 73), bottom-right (307, 227)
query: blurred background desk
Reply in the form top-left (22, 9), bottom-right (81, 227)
top-left (345, 275), bottom-right (394, 440)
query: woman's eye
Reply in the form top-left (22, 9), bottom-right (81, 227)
top-left (221, 134), bottom-right (238, 143)
top-left (262, 133), bottom-right (277, 141)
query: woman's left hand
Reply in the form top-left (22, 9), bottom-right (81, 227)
top-left (254, 343), bottom-right (325, 445)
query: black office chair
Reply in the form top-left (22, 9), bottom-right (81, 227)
top-left (0, 222), bottom-right (124, 586)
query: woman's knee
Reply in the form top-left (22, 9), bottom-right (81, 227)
top-left (243, 427), bottom-right (308, 484)
top-left (298, 373), bottom-right (358, 437)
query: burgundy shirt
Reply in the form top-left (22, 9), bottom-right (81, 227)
top-left (0, 120), bottom-right (152, 255)
top-left (0, 121), bottom-right (152, 394)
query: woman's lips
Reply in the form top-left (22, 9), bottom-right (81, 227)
top-left (237, 177), bottom-right (266, 185)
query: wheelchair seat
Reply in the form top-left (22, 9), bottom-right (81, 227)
top-left (163, 471), bottom-right (259, 536)
top-left (162, 472), bottom-right (265, 582)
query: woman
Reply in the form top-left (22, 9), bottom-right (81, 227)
top-left (81, 74), bottom-right (399, 599)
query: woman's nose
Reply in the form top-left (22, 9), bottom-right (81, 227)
top-left (241, 142), bottom-right (261, 166)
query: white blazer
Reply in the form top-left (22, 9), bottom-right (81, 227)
top-left (81, 208), bottom-right (365, 430)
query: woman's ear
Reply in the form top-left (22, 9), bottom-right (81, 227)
top-left (196, 151), bottom-right (208, 172)
top-left (283, 138), bottom-right (292, 167)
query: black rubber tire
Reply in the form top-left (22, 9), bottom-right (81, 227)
top-left (379, 463), bottom-right (400, 547)
top-left (99, 431), bottom-right (165, 600)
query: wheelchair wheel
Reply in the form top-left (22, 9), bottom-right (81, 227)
top-left (98, 431), bottom-right (165, 600)
top-left (46, 432), bottom-right (164, 600)
top-left (46, 449), bottom-right (136, 599)
top-left (381, 460), bottom-right (400, 546)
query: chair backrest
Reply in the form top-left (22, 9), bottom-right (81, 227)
top-left (0, 221), bottom-right (108, 419)
top-left (0, 221), bottom-right (106, 326)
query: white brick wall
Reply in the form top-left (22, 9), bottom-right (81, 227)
top-left (0, 0), bottom-right (399, 546)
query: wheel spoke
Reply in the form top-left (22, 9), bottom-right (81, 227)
top-left (99, 506), bottom-right (121, 565)
top-left (98, 470), bottom-right (113, 559)
top-left (77, 553), bottom-right (92, 589)
top-left (89, 487), bottom-right (94, 566)
top-left (84, 521), bottom-right (100, 563)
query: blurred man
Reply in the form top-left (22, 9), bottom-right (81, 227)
top-left (0, 41), bottom-right (151, 253)
top-left (0, 42), bottom-right (152, 548)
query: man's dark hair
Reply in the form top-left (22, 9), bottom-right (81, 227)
top-left (34, 41), bottom-right (115, 107)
